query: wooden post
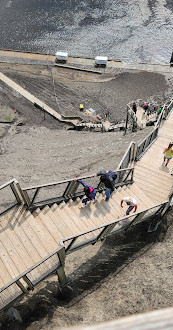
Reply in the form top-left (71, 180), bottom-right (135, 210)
top-left (161, 190), bottom-right (173, 217)
top-left (56, 247), bottom-right (68, 286)
top-left (15, 182), bottom-right (31, 207)
top-left (10, 182), bottom-right (22, 204)
top-left (123, 106), bottom-right (129, 135)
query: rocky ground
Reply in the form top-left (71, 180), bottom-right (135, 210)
top-left (0, 61), bottom-right (173, 329)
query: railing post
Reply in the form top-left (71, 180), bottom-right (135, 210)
top-left (160, 191), bottom-right (173, 217)
top-left (125, 210), bottom-right (148, 230)
top-left (63, 180), bottom-right (79, 199)
top-left (56, 247), bottom-right (68, 286)
top-left (96, 223), bottom-right (116, 241)
top-left (15, 181), bottom-right (31, 207)
top-left (123, 106), bottom-right (129, 135)
top-left (10, 182), bottom-right (22, 204)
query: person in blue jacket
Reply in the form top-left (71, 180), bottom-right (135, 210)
top-left (74, 178), bottom-right (96, 208)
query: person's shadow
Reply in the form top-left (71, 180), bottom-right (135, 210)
top-left (79, 203), bottom-right (91, 219)
top-left (160, 163), bottom-right (169, 173)
top-left (93, 198), bottom-right (111, 218)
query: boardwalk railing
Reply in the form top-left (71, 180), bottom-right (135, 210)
top-left (117, 142), bottom-right (137, 179)
top-left (155, 97), bottom-right (173, 128)
top-left (0, 179), bottom-right (23, 215)
top-left (137, 126), bottom-right (159, 160)
top-left (0, 168), bottom-right (134, 213)
top-left (22, 167), bottom-right (134, 210)
top-left (0, 244), bottom-right (67, 311)
top-left (137, 97), bottom-right (173, 160)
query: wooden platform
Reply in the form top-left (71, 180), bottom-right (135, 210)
top-left (0, 112), bottom-right (173, 310)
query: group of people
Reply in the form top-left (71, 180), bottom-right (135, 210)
top-left (143, 101), bottom-right (162, 117)
top-left (131, 101), bottom-right (163, 117)
top-left (74, 170), bottom-right (138, 216)
top-left (75, 170), bottom-right (117, 208)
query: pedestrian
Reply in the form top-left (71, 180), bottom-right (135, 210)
top-left (163, 143), bottom-right (173, 167)
top-left (121, 197), bottom-right (137, 215)
top-left (143, 102), bottom-right (148, 112)
top-left (132, 102), bottom-right (137, 115)
top-left (94, 170), bottom-right (117, 201)
top-left (74, 178), bottom-right (96, 208)
top-left (157, 106), bottom-right (162, 115)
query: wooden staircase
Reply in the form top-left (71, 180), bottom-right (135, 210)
top-left (1, 107), bottom-right (173, 311)
top-left (0, 169), bottom-right (171, 311)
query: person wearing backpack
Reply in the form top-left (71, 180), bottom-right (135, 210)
top-left (74, 178), bottom-right (97, 208)
top-left (94, 170), bottom-right (117, 201)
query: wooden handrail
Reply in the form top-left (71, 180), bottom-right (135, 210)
top-left (22, 167), bottom-right (134, 191)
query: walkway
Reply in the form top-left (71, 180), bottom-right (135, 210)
top-left (0, 71), bottom-right (80, 126)
top-left (0, 49), bottom-right (172, 73)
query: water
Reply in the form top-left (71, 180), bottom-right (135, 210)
top-left (0, 0), bottom-right (173, 63)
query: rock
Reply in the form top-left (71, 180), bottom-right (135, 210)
top-left (7, 307), bottom-right (23, 323)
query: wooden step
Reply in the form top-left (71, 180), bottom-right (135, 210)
top-left (65, 200), bottom-right (97, 240)
top-left (0, 214), bottom-right (34, 271)
top-left (127, 184), bottom-right (158, 207)
top-left (51, 203), bottom-right (75, 237)
top-left (34, 207), bottom-right (62, 244)
top-left (52, 202), bottom-right (90, 241)
top-left (67, 199), bottom-right (103, 230)
top-left (24, 209), bottom-right (58, 253)
top-left (5, 207), bottom-right (57, 280)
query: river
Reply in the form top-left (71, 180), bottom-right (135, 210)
top-left (0, 0), bottom-right (173, 63)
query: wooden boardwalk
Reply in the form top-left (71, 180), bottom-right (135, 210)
top-left (0, 72), bottom-right (79, 126)
top-left (0, 111), bottom-right (173, 310)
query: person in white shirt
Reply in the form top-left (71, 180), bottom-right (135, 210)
top-left (121, 197), bottom-right (137, 215)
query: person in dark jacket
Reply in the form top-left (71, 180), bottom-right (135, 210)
top-left (94, 170), bottom-right (117, 201)
top-left (132, 102), bottom-right (137, 114)
top-left (74, 178), bottom-right (96, 208)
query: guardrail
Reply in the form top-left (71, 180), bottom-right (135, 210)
top-left (0, 179), bottom-right (25, 215)
top-left (137, 126), bottom-right (159, 160)
top-left (136, 97), bottom-right (173, 160)
top-left (155, 97), bottom-right (173, 128)
top-left (117, 142), bottom-right (137, 176)
top-left (0, 244), bottom-right (67, 311)
top-left (22, 167), bottom-right (134, 210)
